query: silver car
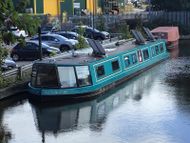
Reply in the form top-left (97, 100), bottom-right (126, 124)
top-left (31, 33), bottom-right (78, 52)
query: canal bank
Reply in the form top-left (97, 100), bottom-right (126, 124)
top-left (0, 82), bottom-right (28, 101)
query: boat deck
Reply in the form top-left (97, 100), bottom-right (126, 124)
top-left (37, 40), bottom-right (154, 66)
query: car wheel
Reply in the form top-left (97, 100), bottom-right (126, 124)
top-left (60, 45), bottom-right (70, 52)
top-left (12, 54), bottom-right (19, 61)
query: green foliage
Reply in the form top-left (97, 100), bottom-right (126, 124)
top-left (76, 35), bottom-right (88, 49)
top-left (0, 46), bottom-right (8, 66)
top-left (75, 26), bottom-right (88, 49)
top-left (118, 23), bottom-right (132, 39)
top-left (96, 15), bottom-right (105, 31)
top-left (15, 0), bottom-right (30, 13)
top-left (16, 14), bottom-right (41, 36)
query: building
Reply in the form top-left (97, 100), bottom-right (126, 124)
top-left (12, 0), bottom-right (98, 16)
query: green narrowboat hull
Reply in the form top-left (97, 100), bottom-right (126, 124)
top-left (28, 39), bottom-right (169, 100)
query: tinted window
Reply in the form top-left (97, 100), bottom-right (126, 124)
top-left (76, 66), bottom-right (91, 87)
top-left (155, 46), bottom-right (159, 55)
top-left (36, 65), bottom-right (59, 88)
top-left (96, 65), bottom-right (105, 78)
top-left (31, 64), bottom-right (37, 86)
top-left (160, 44), bottom-right (164, 53)
top-left (112, 60), bottom-right (120, 71)
top-left (151, 47), bottom-right (155, 56)
top-left (41, 36), bottom-right (49, 41)
top-left (58, 66), bottom-right (77, 88)
top-left (131, 53), bottom-right (138, 64)
top-left (124, 56), bottom-right (130, 67)
top-left (26, 43), bottom-right (38, 49)
top-left (143, 49), bottom-right (149, 60)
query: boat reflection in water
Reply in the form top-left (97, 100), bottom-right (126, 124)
top-left (30, 64), bottom-right (163, 139)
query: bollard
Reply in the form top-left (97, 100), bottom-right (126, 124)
top-left (18, 66), bottom-right (22, 80)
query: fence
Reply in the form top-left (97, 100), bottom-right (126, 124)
top-left (69, 11), bottom-right (190, 34)
top-left (2, 64), bottom-right (32, 85)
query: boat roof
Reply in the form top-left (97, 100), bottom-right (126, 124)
top-left (151, 26), bottom-right (179, 42)
top-left (34, 40), bottom-right (163, 66)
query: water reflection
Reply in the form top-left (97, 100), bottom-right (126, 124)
top-left (31, 64), bottom-right (160, 137)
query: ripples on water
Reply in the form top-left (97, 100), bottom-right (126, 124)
top-left (1, 40), bottom-right (190, 143)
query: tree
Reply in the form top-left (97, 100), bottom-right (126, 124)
top-left (0, 0), bottom-right (40, 44)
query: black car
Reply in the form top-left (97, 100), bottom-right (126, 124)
top-left (55, 31), bottom-right (79, 40)
top-left (72, 26), bottom-right (110, 40)
top-left (11, 41), bottom-right (60, 61)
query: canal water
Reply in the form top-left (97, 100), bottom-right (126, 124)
top-left (1, 40), bottom-right (190, 143)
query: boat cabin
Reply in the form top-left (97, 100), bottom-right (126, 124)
top-left (151, 26), bottom-right (179, 49)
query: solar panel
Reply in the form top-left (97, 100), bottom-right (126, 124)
top-left (131, 30), bottom-right (141, 44)
top-left (87, 39), bottom-right (106, 56)
top-left (94, 40), bottom-right (106, 55)
top-left (131, 30), bottom-right (145, 45)
top-left (136, 31), bottom-right (146, 43)
top-left (143, 27), bottom-right (155, 41)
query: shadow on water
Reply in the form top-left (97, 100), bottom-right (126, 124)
top-left (30, 63), bottom-right (162, 139)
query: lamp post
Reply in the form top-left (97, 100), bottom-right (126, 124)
top-left (92, 0), bottom-right (95, 30)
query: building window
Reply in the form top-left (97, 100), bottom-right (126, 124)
top-left (111, 60), bottom-right (120, 71)
top-left (96, 65), bottom-right (105, 78)
top-left (124, 56), bottom-right (130, 67)
top-left (143, 49), bottom-right (149, 60)
top-left (132, 53), bottom-right (138, 64)
top-left (76, 66), bottom-right (92, 87)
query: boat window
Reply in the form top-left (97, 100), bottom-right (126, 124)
top-left (96, 65), bottom-right (105, 78)
top-left (160, 44), bottom-right (164, 53)
top-left (76, 66), bottom-right (92, 87)
top-left (58, 66), bottom-right (77, 88)
top-left (155, 45), bottom-right (159, 55)
top-left (36, 65), bottom-right (59, 88)
top-left (143, 49), bottom-right (149, 60)
top-left (137, 50), bottom-right (143, 62)
top-left (151, 47), bottom-right (155, 56)
top-left (31, 64), bottom-right (37, 86)
top-left (111, 60), bottom-right (120, 71)
top-left (131, 53), bottom-right (138, 64)
top-left (124, 56), bottom-right (130, 67)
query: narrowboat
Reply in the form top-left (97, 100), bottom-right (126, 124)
top-left (28, 29), bottom-right (169, 101)
top-left (151, 26), bottom-right (179, 49)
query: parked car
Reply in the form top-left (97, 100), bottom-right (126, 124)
top-left (41, 26), bottom-right (59, 34)
top-left (30, 33), bottom-right (78, 52)
top-left (10, 27), bottom-right (28, 37)
top-left (10, 41), bottom-right (60, 61)
top-left (71, 26), bottom-right (110, 40)
top-left (55, 31), bottom-right (88, 44)
top-left (1, 59), bottom-right (17, 71)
